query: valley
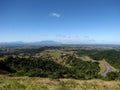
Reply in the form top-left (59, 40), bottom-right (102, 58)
top-left (0, 45), bottom-right (120, 90)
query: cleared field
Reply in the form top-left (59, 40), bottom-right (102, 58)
top-left (78, 56), bottom-right (96, 62)
top-left (34, 49), bottom-right (75, 65)
top-left (0, 75), bottom-right (120, 90)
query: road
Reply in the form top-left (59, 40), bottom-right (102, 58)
top-left (101, 62), bottom-right (112, 77)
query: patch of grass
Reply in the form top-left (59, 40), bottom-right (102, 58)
top-left (98, 60), bottom-right (106, 75)
top-left (0, 57), bottom-right (5, 61)
top-left (78, 56), bottom-right (96, 62)
top-left (0, 75), bottom-right (120, 90)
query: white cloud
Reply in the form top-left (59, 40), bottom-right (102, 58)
top-left (51, 13), bottom-right (61, 18)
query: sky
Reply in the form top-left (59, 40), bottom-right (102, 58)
top-left (0, 0), bottom-right (120, 44)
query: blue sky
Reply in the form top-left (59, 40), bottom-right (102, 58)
top-left (0, 0), bottom-right (120, 44)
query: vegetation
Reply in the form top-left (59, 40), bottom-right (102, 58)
top-left (89, 50), bottom-right (120, 69)
top-left (0, 46), bottom-right (120, 89)
top-left (102, 72), bottom-right (120, 81)
top-left (0, 75), bottom-right (120, 90)
top-left (0, 55), bottom-right (100, 80)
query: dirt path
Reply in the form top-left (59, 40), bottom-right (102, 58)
top-left (101, 61), bottom-right (112, 77)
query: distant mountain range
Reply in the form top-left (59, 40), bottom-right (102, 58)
top-left (0, 41), bottom-right (62, 46)
top-left (0, 41), bottom-right (120, 47)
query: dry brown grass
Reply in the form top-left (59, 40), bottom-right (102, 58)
top-left (0, 75), bottom-right (120, 90)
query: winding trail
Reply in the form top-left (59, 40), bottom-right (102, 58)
top-left (101, 61), bottom-right (112, 77)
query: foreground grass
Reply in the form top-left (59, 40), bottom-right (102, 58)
top-left (0, 75), bottom-right (120, 90)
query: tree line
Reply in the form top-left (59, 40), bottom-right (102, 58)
top-left (0, 56), bottom-right (100, 80)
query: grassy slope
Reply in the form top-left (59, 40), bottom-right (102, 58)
top-left (35, 49), bottom-right (74, 65)
top-left (1, 49), bottom-right (120, 90)
top-left (0, 75), bottom-right (120, 90)
top-left (35, 49), bottom-right (119, 75)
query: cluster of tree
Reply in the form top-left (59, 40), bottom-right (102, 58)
top-left (77, 49), bottom-right (98, 56)
top-left (88, 50), bottom-right (120, 69)
top-left (65, 55), bottom-right (100, 79)
top-left (103, 72), bottom-right (120, 80)
top-left (0, 46), bottom-right (63, 59)
top-left (0, 56), bottom-right (100, 80)
top-left (76, 49), bottom-right (120, 80)
top-left (0, 47), bottom-right (47, 56)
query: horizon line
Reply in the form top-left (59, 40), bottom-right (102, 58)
top-left (0, 41), bottom-right (120, 45)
